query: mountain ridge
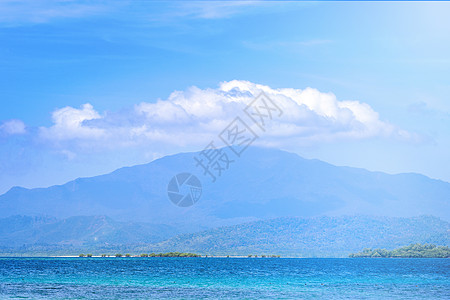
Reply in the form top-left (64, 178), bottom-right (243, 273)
top-left (0, 214), bottom-right (447, 257)
top-left (0, 215), bottom-right (182, 248)
top-left (4, 147), bottom-right (449, 195)
top-left (0, 147), bottom-right (449, 225)
top-left (152, 214), bottom-right (450, 257)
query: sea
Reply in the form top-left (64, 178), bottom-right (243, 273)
top-left (0, 257), bottom-right (448, 299)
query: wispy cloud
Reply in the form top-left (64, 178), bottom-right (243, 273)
top-left (164, 1), bottom-right (264, 20)
top-left (0, 0), bottom-right (118, 26)
top-left (0, 0), bottom-right (278, 27)
top-left (408, 101), bottom-right (450, 119)
top-left (243, 39), bottom-right (333, 51)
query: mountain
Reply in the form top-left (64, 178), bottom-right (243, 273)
top-left (152, 215), bottom-right (450, 257)
top-left (0, 147), bottom-right (449, 227)
top-left (1, 215), bottom-right (447, 257)
top-left (0, 215), bottom-right (180, 248)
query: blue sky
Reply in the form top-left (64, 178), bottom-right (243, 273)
top-left (0, 1), bottom-right (449, 194)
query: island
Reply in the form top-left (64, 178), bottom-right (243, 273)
top-left (79, 252), bottom-right (201, 258)
top-left (349, 243), bottom-right (450, 258)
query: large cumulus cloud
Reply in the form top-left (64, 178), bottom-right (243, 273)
top-left (37, 80), bottom-right (414, 152)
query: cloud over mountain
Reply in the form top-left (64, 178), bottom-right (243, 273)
top-left (37, 80), bottom-right (413, 153)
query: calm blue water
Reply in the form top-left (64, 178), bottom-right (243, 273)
top-left (0, 258), bottom-right (448, 299)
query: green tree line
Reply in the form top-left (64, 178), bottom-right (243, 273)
top-left (349, 243), bottom-right (450, 258)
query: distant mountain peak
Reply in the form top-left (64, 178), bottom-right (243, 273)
top-left (0, 147), bottom-right (448, 224)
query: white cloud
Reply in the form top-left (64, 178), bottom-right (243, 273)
top-left (40, 103), bottom-right (105, 141)
top-left (173, 1), bottom-right (264, 20)
top-left (136, 100), bottom-right (191, 124)
top-left (38, 80), bottom-right (414, 152)
top-left (0, 119), bottom-right (26, 136)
